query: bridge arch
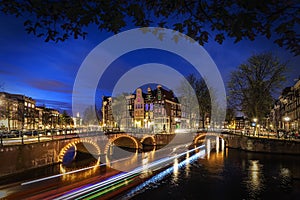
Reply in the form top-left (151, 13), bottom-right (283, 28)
top-left (58, 139), bottom-right (101, 163)
top-left (193, 134), bottom-right (207, 145)
top-left (140, 135), bottom-right (156, 146)
top-left (104, 134), bottom-right (141, 155)
top-left (193, 133), bottom-right (227, 146)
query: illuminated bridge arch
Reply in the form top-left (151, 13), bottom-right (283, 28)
top-left (140, 135), bottom-right (156, 146)
top-left (193, 134), bottom-right (206, 145)
top-left (104, 134), bottom-right (141, 154)
top-left (58, 139), bottom-right (101, 163)
top-left (193, 133), bottom-right (226, 145)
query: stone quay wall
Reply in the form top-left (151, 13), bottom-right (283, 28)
top-left (225, 134), bottom-right (300, 155)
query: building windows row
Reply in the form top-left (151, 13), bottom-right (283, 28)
top-left (270, 79), bottom-right (300, 131)
top-left (0, 92), bottom-right (73, 131)
top-left (102, 85), bottom-right (181, 132)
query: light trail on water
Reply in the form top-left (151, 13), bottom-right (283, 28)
top-left (21, 156), bottom-right (132, 186)
top-left (54, 145), bottom-right (206, 200)
top-left (121, 147), bottom-right (206, 199)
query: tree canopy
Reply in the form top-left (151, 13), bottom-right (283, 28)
top-left (0, 0), bottom-right (299, 55)
top-left (227, 52), bottom-right (287, 121)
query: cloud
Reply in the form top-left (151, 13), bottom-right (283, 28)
top-left (0, 62), bottom-right (26, 75)
top-left (35, 98), bottom-right (72, 114)
top-left (0, 68), bottom-right (15, 75)
top-left (24, 79), bottom-right (73, 94)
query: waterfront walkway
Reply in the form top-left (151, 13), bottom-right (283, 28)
top-left (231, 129), bottom-right (300, 142)
top-left (1, 129), bottom-right (300, 147)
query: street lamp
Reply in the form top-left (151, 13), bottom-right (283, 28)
top-left (284, 116), bottom-right (290, 122)
top-left (283, 116), bottom-right (290, 131)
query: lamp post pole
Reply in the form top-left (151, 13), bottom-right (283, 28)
top-left (283, 116), bottom-right (290, 139)
top-left (284, 116), bottom-right (290, 130)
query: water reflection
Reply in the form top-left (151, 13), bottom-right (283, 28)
top-left (185, 152), bottom-right (190, 178)
top-left (106, 145), bottom-right (139, 171)
top-left (216, 136), bottom-right (219, 154)
top-left (206, 138), bottom-right (211, 160)
top-left (172, 158), bottom-right (179, 184)
top-left (142, 152), bottom-right (150, 175)
top-left (128, 145), bottom-right (300, 200)
top-left (60, 158), bottom-right (100, 182)
top-left (279, 168), bottom-right (293, 193)
top-left (121, 146), bottom-right (207, 200)
top-left (200, 141), bottom-right (225, 175)
top-left (244, 160), bottom-right (265, 199)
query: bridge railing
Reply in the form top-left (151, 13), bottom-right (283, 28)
top-left (226, 129), bottom-right (300, 142)
top-left (0, 130), bottom-right (105, 147)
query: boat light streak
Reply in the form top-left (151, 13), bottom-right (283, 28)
top-left (21, 156), bottom-right (132, 186)
top-left (122, 148), bottom-right (206, 199)
top-left (54, 145), bottom-right (205, 200)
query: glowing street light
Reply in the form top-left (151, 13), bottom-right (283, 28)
top-left (283, 116), bottom-right (290, 131)
top-left (283, 116), bottom-right (290, 122)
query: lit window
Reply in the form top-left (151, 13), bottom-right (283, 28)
top-left (25, 102), bottom-right (27, 106)
top-left (150, 103), bottom-right (153, 111)
top-left (145, 104), bottom-right (149, 111)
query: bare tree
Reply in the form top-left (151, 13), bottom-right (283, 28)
top-left (112, 93), bottom-right (128, 130)
top-left (177, 74), bottom-right (212, 129)
top-left (194, 77), bottom-right (211, 128)
top-left (82, 105), bottom-right (99, 125)
top-left (228, 52), bottom-right (287, 122)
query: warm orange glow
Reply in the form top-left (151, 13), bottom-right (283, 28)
top-left (104, 134), bottom-right (140, 154)
top-left (58, 139), bottom-right (101, 163)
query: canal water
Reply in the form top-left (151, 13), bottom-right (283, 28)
top-left (1, 144), bottom-right (300, 200)
top-left (121, 148), bottom-right (300, 200)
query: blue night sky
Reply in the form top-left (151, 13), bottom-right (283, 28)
top-left (0, 13), bottom-right (299, 115)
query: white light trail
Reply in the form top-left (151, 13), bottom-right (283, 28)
top-left (123, 148), bottom-right (206, 199)
top-left (54, 145), bottom-right (205, 200)
top-left (21, 156), bottom-right (132, 186)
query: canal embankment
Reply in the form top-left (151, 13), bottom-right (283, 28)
top-left (225, 133), bottom-right (300, 155)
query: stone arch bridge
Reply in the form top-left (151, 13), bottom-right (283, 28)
top-left (0, 132), bottom-right (229, 177)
